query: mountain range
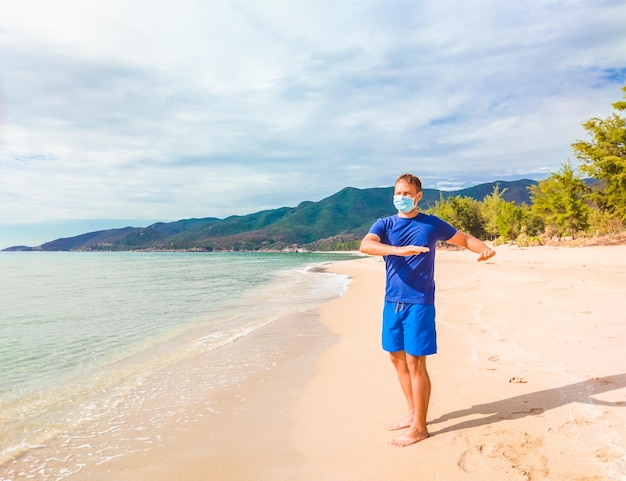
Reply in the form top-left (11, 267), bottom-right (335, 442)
top-left (4, 179), bottom-right (537, 252)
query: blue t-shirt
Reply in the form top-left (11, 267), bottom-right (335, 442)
top-left (368, 213), bottom-right (457, 304)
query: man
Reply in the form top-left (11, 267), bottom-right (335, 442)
top-left (359, 173), bottom-right (495, 447)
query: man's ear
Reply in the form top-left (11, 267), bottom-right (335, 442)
top-left (415, 191), bottom-right (423, 203)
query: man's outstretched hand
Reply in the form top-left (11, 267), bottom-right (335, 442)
top-left (477, 249), bottom-right (496, 261)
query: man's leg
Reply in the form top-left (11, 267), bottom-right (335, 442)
top-left (390, 354), bottom-right (431, 447)
top-left (388, 351), bottom-right (414, 430)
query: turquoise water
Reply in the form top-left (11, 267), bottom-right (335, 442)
top-left (0, 251), bottom-right (358, 479)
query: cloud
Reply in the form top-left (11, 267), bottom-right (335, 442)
top-left (0, 0), bottom-right (625, 241)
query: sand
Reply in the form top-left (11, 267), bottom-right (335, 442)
top-left (76, 244), bottom-right (626, 480)
top-left (292, 244), bottom-right (626, 481)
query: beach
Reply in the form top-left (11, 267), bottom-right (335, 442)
top-left (5, 246), bottom-right (624, 480)
top-left (83, 243), bottom-right (626, 481)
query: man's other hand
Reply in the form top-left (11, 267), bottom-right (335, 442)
top-left (395, 245), bottom-right (431, 256)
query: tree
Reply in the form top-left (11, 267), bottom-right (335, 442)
top-left (429, 195), bottom-right (486, 239)
top-left (529, 162), bottom-right (591, 239)
top-left (495, 202), bottom-right (525, 240)
top-left (480, 185), bottom-right (507, 239)
top-left (479, 185), bottom-right (543, 242)
top-left (571, 85), bottom-right (626, 223)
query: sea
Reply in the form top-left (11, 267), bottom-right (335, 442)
top-left (0, 251), bottom-right (360, 480)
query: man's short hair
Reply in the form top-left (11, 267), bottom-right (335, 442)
top-left (395, 173), bottom-right (422, 192)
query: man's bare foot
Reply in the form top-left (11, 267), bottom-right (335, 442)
top-left (389, 430), bottom-right (429, 447)
top-left (387, 414), bottom-right (413, 431)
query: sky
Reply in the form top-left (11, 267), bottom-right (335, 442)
top-left (1, 0), bottom-right (626, 248)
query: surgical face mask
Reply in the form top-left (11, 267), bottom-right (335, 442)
top-left (393, 195), bottom-right (416, 214)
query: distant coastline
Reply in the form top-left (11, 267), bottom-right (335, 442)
top-left (2, 179), bottom-right (536, 252)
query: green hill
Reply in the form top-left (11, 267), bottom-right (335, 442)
top-left (5, 179), bottom-right (537, 252)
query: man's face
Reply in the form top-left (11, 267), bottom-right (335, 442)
top-left (393, 179), bottom-right (423, 214)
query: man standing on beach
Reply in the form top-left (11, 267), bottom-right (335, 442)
top-left (359, 173), bottom-right (495, 447)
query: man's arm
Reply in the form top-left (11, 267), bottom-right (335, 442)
top-left (446, 231), bottom-right (495, 261)
top-left (359, 233), bottom-right (430, 257)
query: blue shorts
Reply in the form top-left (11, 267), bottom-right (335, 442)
top-left (382, 301), bottom-right (437, 356)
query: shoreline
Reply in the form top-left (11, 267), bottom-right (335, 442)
top-left (114, 244), bottom-right (626, 481)
top-left (0, 253), bottom-right (353, 481)
top-left (2, 304), bottom-right (336, 481)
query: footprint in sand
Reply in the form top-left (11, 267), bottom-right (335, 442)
top-left (457, 432), bottom-right (549, 479)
